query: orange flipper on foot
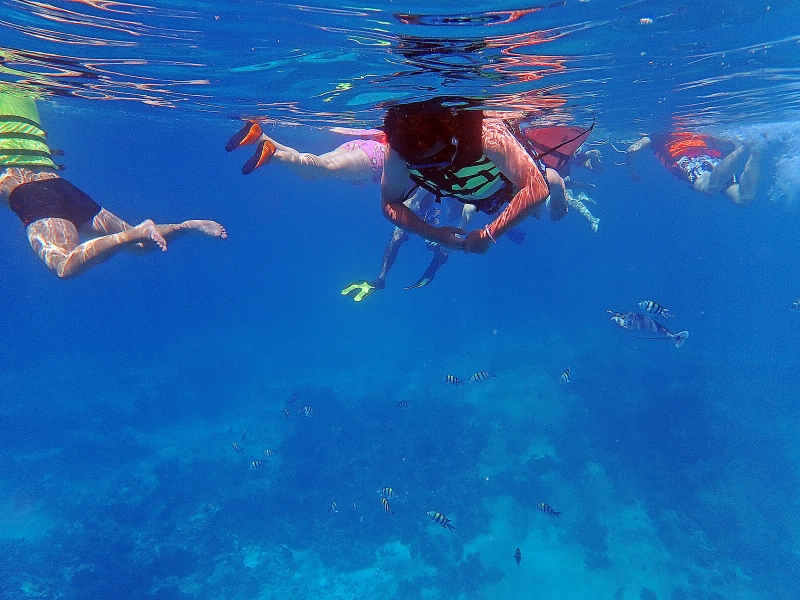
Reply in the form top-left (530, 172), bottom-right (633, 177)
top-left (225, 121), bottom-right (263, 152)
top-left (241, 140), bottom-right (276, 174)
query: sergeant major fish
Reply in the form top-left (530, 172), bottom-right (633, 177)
top-left (444, 374), bottom-right (464, 386)
top-left (638, 300), bottom-right (674, 320)
top-left (607, 311), bottom-right (688, 348)
top-left (469, 371), bottom-right (495, 383)
top-left (559, 366), bottom-right (571, 384)
top-left (539, 502), bottom-right (561, 518)
top-left (427, 510), bottom-right (455, 530)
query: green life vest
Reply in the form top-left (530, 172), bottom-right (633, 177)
top-left (409, 154), bottom-right (509, 202)
top-left (0, 93), bottom-right (57, 169)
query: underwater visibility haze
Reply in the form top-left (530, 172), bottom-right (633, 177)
top-left (1, 1), bottom-right (800, 599)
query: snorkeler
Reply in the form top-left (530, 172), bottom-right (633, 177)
top-left (225, 119), bottom-right (476, 299)
top-left (379, 97), bottom-right (565, 255)
top-left (512, 123), bottom-right (603, 232)
top-left (626, 133), bottom-right (761, 205)
top-left (341, 189), bottom-right (477, 301)
top-left (226, 120), bottom-right (388, 183)
top-left (0, 91), bottom-right (227, 278)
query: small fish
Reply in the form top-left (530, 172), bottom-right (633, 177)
top-left (398, 400), bottom-right (410, 409)
top-left (241, 430), bottom-right (247, 443)
top-left (638, 300), bottom-right (674, 320)
top-left (444, 374), bottom-right (464, 386)
top-left (427, 510), bottom-right (455, 530)
top-left (382, 497), bottom-right (394, 515)
top-left (559, 366), bottom-right (571, 384)
top-left (263, 449), bottom-right (273, 458)
top-left (231, 442), bottom-right (243, 453)
top-left (281, 408), bottom-right (291, 419)
top-left (302, 405), bottom-right (314, 417)
top-left (249, 460), bottom-right (262, 470)
top-left (378, 487), bottom-right (394, 499)
top-left (514, 547), bottom-right (522, 567)
top-left (470, 371), bottom-right (495, 383)
top-left (792, 299), bottom-right (800, 311)
top-left (608, 310), bottom-right (688, 348)
top-left (287, 393), bottom-right (298, 405)
top-left (329, 501), bottom-right (338, 513)
top-left (540, 502), bottom-right (561, 518)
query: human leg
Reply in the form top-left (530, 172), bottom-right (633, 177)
top-left (546, 167), bottom-right (568, 221)
top-left (566, 190), bottom-right (600, 232)
top-left (725, 147), bottom-right (761, 205)
top-left (703, 145), bottom-right (750, 194)
top-left (27, 217), bottom-right (167, 278)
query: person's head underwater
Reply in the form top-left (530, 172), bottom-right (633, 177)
top-left (383, 97), bottom-right (483, 169)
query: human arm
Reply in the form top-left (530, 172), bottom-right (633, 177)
top-left (465, 119), bottom-right (550, 254)
top-left (380, 148), bottom-right (466, 250)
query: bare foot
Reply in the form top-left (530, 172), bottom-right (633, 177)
top-left (174, 220), bottom-right (228, 239)
top-left (134, 219), bottom-right (168, 251)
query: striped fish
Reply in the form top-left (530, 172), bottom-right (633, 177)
top-left (378, 487), bottom-right (394, 499)
top-left (559, 366), bottom-right (571, 384)
top-left (329, 501), bottom-right (338, 513)
top-left (249, 460), bottom-right (262, 470)
top-left (539, 502), bottom-right (561, 518)
top-left (302, 405), bottom-right (314, 417)
top-left (382, 497), bottom-right (394, 515)
top-left (638, 300), bottom-right (674, 320)
top-left (427, 510), bottom-right (455, 530)
top-left (470, 371), bottom-right (495, 383)
top-left (398, 399), bottom-right (410, 409)
top-left (444, 374), bottom-right (464, 386)
top-left (263, 449), bottom-right (273, 458)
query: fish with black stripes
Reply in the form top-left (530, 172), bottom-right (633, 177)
top-left (427, 510), bottom-right (455, 530)
top-left (559, 366), bottom-right (571, 384)
top-left (444, 374), bottom-right (464, 386)
top-left (382, 497), bottom-right (394, 515)
top-left (539, 502), bottom-right (561, 518)
top-left (469, 371), bottom-right (495, 383)
top-left (638, 300), bottom-right (674, 320)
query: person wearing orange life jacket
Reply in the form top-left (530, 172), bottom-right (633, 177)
top-left (380, 97), bottom-right (566, 255)
top-left (0, 90), bottom-right (227, 278)
top-left (626, 132), bottom-right (761, 205)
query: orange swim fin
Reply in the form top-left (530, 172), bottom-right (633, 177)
top-left (225, 121), bottom-right (263, 152)
top-left (241, 140), bottom-right (276, 174)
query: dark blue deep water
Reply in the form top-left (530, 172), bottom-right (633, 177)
top-left (1, 1), bottom-right (799, 599)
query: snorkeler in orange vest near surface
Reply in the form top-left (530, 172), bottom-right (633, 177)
top-left (626, 132), bottom-right (761, 205)
top-left (0, 90), bottom-right (227, 278)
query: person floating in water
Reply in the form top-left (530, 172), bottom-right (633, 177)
top-left (225, 119), bottom-right (475, 299)
top-left (0, 91), bottom-right (227, 278)
top-left (379, 97), bottom-right (566, 255)
top-left (626, 132), bottom-right (761, 205)
top-left (226, 120), bottom-right (388, 183)
top-left (510, 122), bottom-right (603, 232)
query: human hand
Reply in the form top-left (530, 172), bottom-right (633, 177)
top-left (463, 229), bottom-right (493, 255)
top-left (434, 226), bottom-right (467, 250)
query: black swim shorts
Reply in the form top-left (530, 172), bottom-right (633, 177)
top-left (9, 177), bottom-right (102, 228)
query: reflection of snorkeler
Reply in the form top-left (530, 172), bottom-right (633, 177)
top-left (626, 133), bottom-right (761, 206)
top-left (1, 92), bottom-right (226, 278)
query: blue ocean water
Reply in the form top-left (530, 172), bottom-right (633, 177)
top-left (1, 1), bottom-right (800, 599)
